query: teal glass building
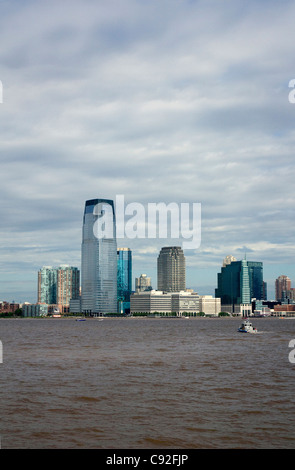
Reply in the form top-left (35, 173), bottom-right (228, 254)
top-left (38, 266), bottom-right (57, 304)
top-left (81, 199), bottom-right (117, 314)
top-left (215, 259), bottom-right (263, 310)
top-left (117, 248), bottom-right (132, 314)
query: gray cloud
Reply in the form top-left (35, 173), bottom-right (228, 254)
top-left (0, 0), bottom-right (295, 301)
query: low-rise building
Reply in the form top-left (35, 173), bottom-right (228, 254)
top-left (130, 290), bottom-right (221, 316)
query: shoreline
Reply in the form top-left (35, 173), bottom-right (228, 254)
top-left (1, 315), bottom-right (295, 320)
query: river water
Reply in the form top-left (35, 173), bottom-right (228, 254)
top-left (1, 317), bottom-right (294, 449)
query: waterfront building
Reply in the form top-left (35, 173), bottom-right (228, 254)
top-left (130, 290), bottom-right (220, 316)
top-left (38, 266), bottom-right (57, 304)
top-left (69, 298), bottom-right (81, 313)
top-left (23, 303), bottom-right (48, 317)
top-left (157, 246), bottom-right (185, 292)
top-left (215, 258), bottom-right (263, 313)
top-left (171, 291), bottom-right (200, 315)
top-left (81, 198), bottom-right (117, 314)
top-left (199, 295), bottom-right (221, 316)
top-left (131, 290), bottom-right (172, 314)
top-left (38, 265), bottom-right (80, 313)
top-left (117, 247), bottom-right (132, 314)
top-left (135, 274), bottom-right (152, 292)
top-left (56, 265), bottom-right (80, 313)
top-left (0, 301), bottom-right (20, 314)
top-left (275, 275), bottom-right (291, 302)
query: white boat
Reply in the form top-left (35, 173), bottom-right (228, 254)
top-left (238, 319), bottom-right (257, 333)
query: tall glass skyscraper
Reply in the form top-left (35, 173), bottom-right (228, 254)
top-left (81, 199), bottom-right (117, 314)
top-left (38, 266), bottom-right (57, 304)
top-left (117, 247), bottom-right (132, 313)
top-left (215, 258), bottom-right (263, 311)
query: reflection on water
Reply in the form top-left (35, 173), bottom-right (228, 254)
top-left (1, 317), bottom-right (295, 448)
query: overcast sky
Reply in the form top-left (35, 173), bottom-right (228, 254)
top-left (1, 0), bottom-right (295, 302)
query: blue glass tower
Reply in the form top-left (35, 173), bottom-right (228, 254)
top-left (117, 248), bottom-right (132, 314)
top-left (215, 258), bottom-right (263, 310)
top-left (81, 199), bottom-right (117, 314)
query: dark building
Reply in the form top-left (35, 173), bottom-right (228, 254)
top-left (215, 258), bottom-right (264, 312)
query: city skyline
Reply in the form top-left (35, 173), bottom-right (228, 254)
top-left (1, 1), bottom-right (295, 302)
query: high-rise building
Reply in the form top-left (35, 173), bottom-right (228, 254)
top-left (38, 265), bottom-right (80, 313)
top-left (56, 265), bottom-right (80, 312)
top-left (38, 266), bottom-right (57, 304)
top-left (81, 198), bottom-right (117, 314)
top-left (215, 258), bottom-right (263, 313)
top-left (275, 275), bottom-right (291, 302)
top-left (135, 274), bottom-right (152, 292)
top-left (157, 246), bottom-right (186, 292)
top-left (117, 247), bottom-right (132, 313)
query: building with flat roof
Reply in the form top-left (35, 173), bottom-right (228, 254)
top-left (117, 247), bottom-right (132, 314)
top-left (135, 274), bottom-right (152, 292)
top-left (38, 265), bottom-right (80, 313)
top-left (157, 246), bottom-right (185, 292)
top-left (275, 275), bottom-right (291, 302)
top-left (215, 258), bottom-right (263, 313)
top-left (130, 290), bottom-right (220, 316)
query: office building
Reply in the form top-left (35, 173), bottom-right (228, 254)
top-left (135, 274), bottom-right (152, 292)
top-left (130, 290), bottom-right (220, 316)
top-left (131, 290), bottom-right (172, 314)
top-left (215, 258), bottom-right (263, 313)
top-left (171, 292), bottom-right (200, 314)
top-left (157, 246), bottom-right (185, 292)
top-left (117, 247), bottom-right (132, 313)
top-left (81, 198), bottom-right (117, 314)
top-left (199, 296), bottom-right (221, 316)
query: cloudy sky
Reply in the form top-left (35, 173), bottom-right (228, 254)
top-left (1, 0), bottom-right (295, 302)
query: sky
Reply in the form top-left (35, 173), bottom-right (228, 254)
top-left (0, 0), bottom-right (295, 303)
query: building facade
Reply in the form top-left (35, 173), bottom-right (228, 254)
top-left (117, 247), bottom-right (132, 314)
top-left (56, 265), bottom-right (80, 312)
top-left (38, 265), bottom-right (80, 313)
top-left (81, 198), bottom-right (117, 314)
top-left (157, 246), bottom-right (185, 292)
top-left (38, 266), bottom-right (57, 304)
top-left (215, 258), bottom-right (263, 313)
top-left (135, 274), bottom-right (152, 292)
top-left (130, 290), bottom-right (220, 316)
top-left (275, 275), bottom-right (292, 302)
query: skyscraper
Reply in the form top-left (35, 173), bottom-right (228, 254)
top-left (38, 265), bottom-right (80, 313)
top-left (38, 266), bottom-right (57, 304)
top-left (157, 246), bottom-right (186, 292)
top-left (81, 199), bottom-right (117, 314)
top-left (56, 265), bottom-right (80, 312)
top-left (117, 247), bottom-right (132, 313)
top-left (275, 275), bottom-right (291, 302)
top-left (215, 258), bottom-right (263, 312)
